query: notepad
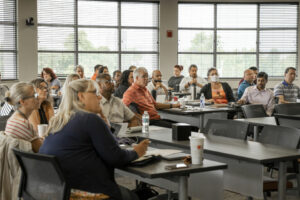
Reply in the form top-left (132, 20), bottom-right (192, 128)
top-left (132, 148), bottom-right (188, 163)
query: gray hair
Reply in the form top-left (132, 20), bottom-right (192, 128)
top-left (61, 73), bottom-right (80, 96)
top-left (133, 67), bottom-right (148, 81)
top-left (47, 79), bottom-right (99, 135)
top-left (5, 82), bottom-right (34, 109)
top-left (74, 65), bottom-right (84, 72)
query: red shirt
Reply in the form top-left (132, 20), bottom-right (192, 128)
top-left (122, 83), bottom-right (160, 120)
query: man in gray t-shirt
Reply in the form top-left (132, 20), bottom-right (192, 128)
top-left (274, 67), bottom-right (300, 103)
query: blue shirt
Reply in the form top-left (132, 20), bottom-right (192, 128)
top-left (237, 80), bottom-right (254, 99)
top-left (39, 112), bottom-right (138, 199)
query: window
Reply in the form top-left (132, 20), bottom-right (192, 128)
top-left (38, 0), bottom-right (159, 77)
top-left (178, 3), bottom-right (298, 78)
top-left (0, 0), bottom-right (17, 80)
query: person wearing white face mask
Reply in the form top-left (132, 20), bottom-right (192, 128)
top-left (199, 68), bottom-right (235, 104)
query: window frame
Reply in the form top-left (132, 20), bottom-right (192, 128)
top-left (178, 2), bottom-right (299, 78)
top-left (37, 0), bottom-right (160, 78)
top-left (0, 0), bottom-right (17, 80)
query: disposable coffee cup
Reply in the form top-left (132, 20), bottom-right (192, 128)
top-left (38, 124), bottom-right (48, 137)
top-left (179, 99), bottom-right (186, 109)
top-left (189, 136), bottom-right (204, 165)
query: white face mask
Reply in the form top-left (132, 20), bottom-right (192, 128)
top-left (210, 75), bottom-right (219, 82)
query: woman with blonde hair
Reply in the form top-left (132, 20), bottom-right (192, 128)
top-left (39, 79), bottom-right (149, 200)
top-left (29, 78), bottom-right (54, 132)
top-left (5, 82), bottom-right (43, 152)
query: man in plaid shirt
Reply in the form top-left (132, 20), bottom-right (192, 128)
top-left (123, 67), bottom-right (180, 128)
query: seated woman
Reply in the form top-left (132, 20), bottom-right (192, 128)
top-left (60, 73), bottom-right (80, 96)
top-left (200, 68), bottom-right (235, 104)
top-left (114, 70), bottom-right (134, 99)
top-left (39, 79), bottom-right (149, 200)
top-left (74, 65), bottom-right (85, 79)
top-left (168, 65), bottom-right (184, 91)
top-left (41, 67), bottom-right (61, 94)
top-left (5, 82), bottom-right (43, 152)
top-left (29, 78), bottom-right (54, 133)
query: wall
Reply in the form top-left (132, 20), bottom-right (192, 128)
top-left (3, 0), bottom-right (300, 89)
top-left (17, 0), bottom-right (38, 82)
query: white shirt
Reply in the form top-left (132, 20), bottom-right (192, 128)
top-left (146, 81), bottom-right (168, 96)
top-left (100, 95), bottom-right (135, 123)
top-left (179, 76), bottom-right (207, 94)
top-left (240, 86), bottom-right (275, 116)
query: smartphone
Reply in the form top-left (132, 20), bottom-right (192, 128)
top-left (165, 163), bottom-right (188, 170)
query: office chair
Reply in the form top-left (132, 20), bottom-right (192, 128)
top-left (204, 119), bottom-right (249, 140)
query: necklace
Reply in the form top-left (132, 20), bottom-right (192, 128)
top-left (17, 109), bottom-right (28, 120)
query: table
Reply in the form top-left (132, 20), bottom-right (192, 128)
top-left (118, 159), bottom-right (227, 200)
top-left (158, 106), bottom-right (234, 131)
top-left (134, 128), bottom-right (300, 200)
top-left (235, 117), bottom-right (277, 141)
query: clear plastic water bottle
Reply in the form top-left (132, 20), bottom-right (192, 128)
top-left (200, 93), bottom-right (205, 109)
top-left (142, 111), bottom-right (149, 136)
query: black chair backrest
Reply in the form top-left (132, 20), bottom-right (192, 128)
top-left (203, 119), bottom-right (249, 140)
top-left (274, 103), bottom-right (300, 115)
top-left (241, 104), bottom-right (267, 118)
top-left (258, 125), bottom-right (300, 149)
top-left (274, 114), bottom-right (300, 129)
top-left (0, 115), bottom-right (10, 131)
top-left (12, 148), bottom-right (70, 200)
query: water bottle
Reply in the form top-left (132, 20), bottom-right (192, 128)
top-left (142, 111), bottom-right (150, 136)
top-left (200, 93), bottom-right (205, 109)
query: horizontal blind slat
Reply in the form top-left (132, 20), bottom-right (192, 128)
top-left (0, 0), bottom-right (16, 80)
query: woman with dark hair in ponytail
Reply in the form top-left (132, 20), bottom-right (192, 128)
top-left (114, 70), bottom-right (134, 99)
top-left (168, 65), bottom-right (184, 91)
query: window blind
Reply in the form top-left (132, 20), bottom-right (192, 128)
top-left (178, 3), bottom-right (298, 78)
top-left (38, 0), bottom-right (159, 77)
top-left (0, 0), bottom-right (17, 80)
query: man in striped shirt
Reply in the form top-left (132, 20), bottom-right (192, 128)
top-left (123, 67), bottom-right (180, 128)
top-left (274, 67), bottom-right (300, 103)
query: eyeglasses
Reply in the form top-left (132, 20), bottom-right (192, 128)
top-left (86, 90), bottom-right (101, 97)
top-left (101, 80), bottom-right (114, 84)
top-left (23, 93), bottom-right (38, 100)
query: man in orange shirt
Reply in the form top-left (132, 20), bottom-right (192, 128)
top-left (123, 67), bottom-right (180, 128)
top-left (91, 64), bottom-right (103, 80)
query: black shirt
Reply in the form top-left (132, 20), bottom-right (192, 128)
top-left (168, 76), bottom-right (184, 89)
top-left (114, 84), bottom-right (129, 99)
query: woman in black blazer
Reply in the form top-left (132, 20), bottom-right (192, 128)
top-left (200, 68), bottom-right (235, 103)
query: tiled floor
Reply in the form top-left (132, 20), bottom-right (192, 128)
top-left (116, 175), bottom-right (300, 200)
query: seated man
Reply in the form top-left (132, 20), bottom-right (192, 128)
top-left (238, 72), bottom-right (275, 116)
top-left (237, 69), bottom-right (255, 100)
top-left (146, 70), bottom-right (168, 100)
top-left (96, 74), bottom-right (140, 127)
top-left (123, 67), bottom-right (180, 128)
top-left (238, 66), bottom-right (258, 86)
top-left (179, 64), bottom-right (207, 96)
top-left (274, 67), bottom-right (300, 104)
top-left (91, 64), bottom-right (102, 80)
